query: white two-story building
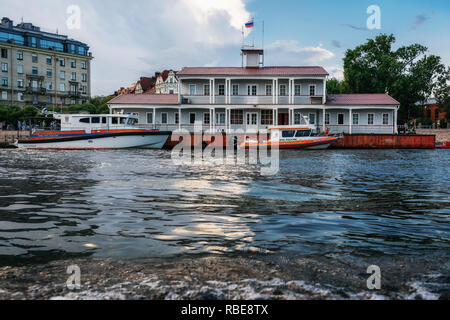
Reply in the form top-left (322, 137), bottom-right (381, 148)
top-left (108, 49), bottom-right (400, 135)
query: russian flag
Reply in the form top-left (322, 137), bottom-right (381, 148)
top-left (245, 20), bottom-right (254, 28)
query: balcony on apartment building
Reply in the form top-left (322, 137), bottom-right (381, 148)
top-left (182, 94), bottom-right (324, 105)
top-left (25, 86), bottom-right (47, 95)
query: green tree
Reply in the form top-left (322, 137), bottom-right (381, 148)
top-left (342, 34), bottom-right (449, 121)
top-left (326, 78), bottom-right (349, 94)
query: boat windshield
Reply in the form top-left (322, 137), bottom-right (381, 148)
top-left (295, 130), bottom-right (311, 137)
top-left (127, 118), bottom-right (137, 126)
top-left (281, 130), bottom-right (296, 138)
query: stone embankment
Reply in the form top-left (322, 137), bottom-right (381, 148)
top-left (0, 131), bottom-right (30, 148)
top-left (416, 129), bottom-right (450, 143)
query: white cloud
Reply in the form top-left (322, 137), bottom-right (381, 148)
top-left (265, 40), bottom-right (335, 65)
top-left (2, 0), bottom-right (251, 95)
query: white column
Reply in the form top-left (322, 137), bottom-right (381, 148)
top-left (349, 108), bottom-right (352, 135)
top-left (209, 79), bottom-right (213, 104)
top-left (212, 79), bottom-right (216, 104)
top-left (322, 107), bottom-right (326, 133)
top-left (213, 108), bottom-right (216, 132)
top-left (178, 79), bottom-right (182, 104)
top-left (275, 79), bottom-right (279, 104)
top-left (394, 107), bottom-right (398, 134)
top-left (153, 107), bottom-right (156, 126)
top-left (288, 79), bottom-right (292, 105)
top-left (225, 79), bottom-right (228, 105)
top-left (225, 108), bottom-right (229, 132)
top-left (272, 79), bottom-right (276, 104)
top-left (322, 77), bottom-right (326, 104)
top-left (209, 108), bottom-right (212, 132)
top-left (273, 108), bottom-right (276, 126)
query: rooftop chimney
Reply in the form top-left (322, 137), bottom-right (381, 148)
top-left (241, 49), bottom-right (264, 68)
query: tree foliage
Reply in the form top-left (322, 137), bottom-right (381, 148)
top-left (336, 34), bottom-right (450, 122)
top-left (0, 96), bottom-right (114, 127)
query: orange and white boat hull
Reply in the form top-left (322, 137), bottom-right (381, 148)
top-left (241, 137), bottom-right (339, 150)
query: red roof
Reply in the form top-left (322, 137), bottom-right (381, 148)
top-left (326, 94), bottom-right (400, 105)
top-left (108, 94), bottom-right (179, 105)
top-left (177, 66), bottom-right (328, 77)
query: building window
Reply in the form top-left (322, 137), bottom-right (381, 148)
top-left (175, 112), bottom-right (179, 124)
top-left (353, 113), bottom-right (359, 125)
top-left (31, 80), bottom-right (38, 88)
top-left (70, 84), bottom-right (76, 92)
top-left (161, 113), bottom-right (168, 124)
top-left (189, 113), bottom-right (196, 124)
top-left (46, 69), bottom-right (52, 78)
top-left (309, 85), bottom-right (316, 96)
top-left (295, 84), bottom-right (301, 95)
top-left (261, 110), bottom-right (273, 125)
top-left (230, 110), bottom-right (243, 125)
top-left (204, 84), bottom-right (210, 96)
top-left (17, 51), bottom-right (23, 60)
top-left (60, 71), bottom-right (65, 79)
top-left (32, 67), bottom-right (38, 75)
top-left (60, 83), bottom-right (65, 92)
top-left (59, 58), bottom-right (65, 67)
top-left (81, 86), bottom-right (87, 94)
top-left (265, 85), bottom-right (272, 96)
top-left (248, 85), bottom-right (257, 96)
top-left (31, 37), bottom-right (37, 48)
top-left (60, 97), bottom-right (65, 105)
top-left (47, 96), bottom-right (52, 104)
top-left (18, 92), bottom-right (24, 102)
top-left (17, 65), bottom-right (23, 74)
top-left (309, 113), bottom-right (316, 125)
top-left (17, 79), bottom-right (23, 88)
top-left (279, 84), bottom-right (287, 96)
top-left (383, 113), bottom-right (389, 125)
top-left (189, 84), bottom-right (196, 95)
top-left (338, 113), bottom-right (344, 125)
top-left (1, 91), bottom-right (7, 100)
top-left (70, 99), bottom-right (76, 105)
top-left (1, 77), bottom-right (7, 86)
top-left (71, 72), bottom-right (76, 81)
top-left (81, 61), bottom-right (87, 69)
top-left (146, 113), bottom-right (153, 124)
top-left (368, 114), bottom-right (374, 125)
top-left (231, 84), bottom-right (238, 96)
top-left (1, 63), bottom-right (7, 72)
top-left (46, 82), bottom-right (52, 90)
top-left (32, 54), bottom-right (38, 63)
top-left (82, 73), bottom-right (87, 82)
top-left (71, 59), bottom-right (76, 68)
top-left (325, 113), bottom-right (330, 125)
top-left (204, 113), bottom-right (210, 125)
top-left (46, 56), bottom-right (52, 65)
top-left (216, 112), bottom-right (225, 124)
top-left (218, 84), bottom-right (225, 96)
top-left (1, 48), bottom-right (7, 59)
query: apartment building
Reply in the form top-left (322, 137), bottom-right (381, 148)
top-left (0, 17), bottom-right (93, 107)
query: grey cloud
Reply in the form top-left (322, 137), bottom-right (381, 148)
top-left (341, 24), bottom-right (368, 31)
top-left (410, 13), bottom-right (431, 30)
top-left (331, 40), bottom-right (341, 48)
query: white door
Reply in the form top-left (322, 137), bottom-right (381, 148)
top-left (246, 112), bottom-right (258, 130)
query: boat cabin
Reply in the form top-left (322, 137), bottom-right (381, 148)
top-left (55, 114), bottom-right (139, 131)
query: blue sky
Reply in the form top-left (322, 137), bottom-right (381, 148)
top-left (2, 0), bottom-right (449, 95)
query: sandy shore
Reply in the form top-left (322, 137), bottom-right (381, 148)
top-left (416, 129), bottom-right (450, 143)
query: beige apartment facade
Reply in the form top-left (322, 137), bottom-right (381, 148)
top-left (0, 17), bottom-right (93, 108)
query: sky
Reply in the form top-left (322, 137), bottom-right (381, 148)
top-left (2, 0), bottom-right (449, 96)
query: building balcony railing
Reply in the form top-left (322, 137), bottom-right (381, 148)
top-left (25, 87), bottom-right (47, 95)
top-left (181, 95), bottom-right (324, 105)
top-left (68, 91), bottom-right (81, 97)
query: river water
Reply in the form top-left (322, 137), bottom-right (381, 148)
top-left (0, 149), bottom-right (449, 299)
